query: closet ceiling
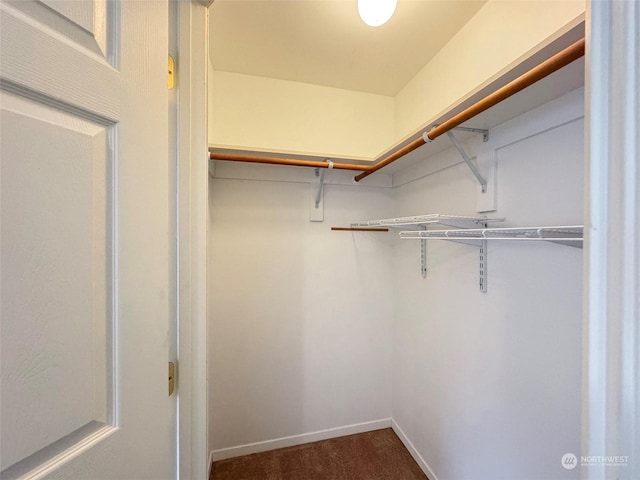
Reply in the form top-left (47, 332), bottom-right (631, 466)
top-left (209, 0), bottom-right (487, 96)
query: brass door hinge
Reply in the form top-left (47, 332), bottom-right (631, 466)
top-left (168, 55), bottom-right (175, 90)
top-left (169, 361), bottom-right (176, 396)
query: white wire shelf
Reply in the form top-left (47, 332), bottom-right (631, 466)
top-left (346, 214), bottom-right (582, 291)
top-left (400, 225), bottom-right (583, 246)
top-left (397, 225), bottom-right (583, 292)
top-left (351, 214), bottom-right (504, 230)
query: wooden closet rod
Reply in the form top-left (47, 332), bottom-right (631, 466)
top-left (331, 227), bottom-right (389, 232)
top-left (209, 152), bottom-right (371, 172)
top-left (354, 37), bottom-right (585, 182)
top-left (209, 38), bottom-right (585, 180)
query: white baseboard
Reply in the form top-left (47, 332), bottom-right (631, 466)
top-left (208, 450), bottom-right (214, 478)
top-left (210, 418), bottom-right (392, 462)
top-left (391, 419), bottom-right (439, 480)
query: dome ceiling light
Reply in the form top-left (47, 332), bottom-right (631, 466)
top-left (357, 0), bottom-right (398, 27)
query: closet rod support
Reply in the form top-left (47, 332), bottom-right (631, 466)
top-left (452, 126), bottom-right (489, 142)
top-left (314, 160), bottom-right (333, 208)
top-left (446, 131), bottom-right (488, 193)
top-left (426, 125), bottom-right (489, 142)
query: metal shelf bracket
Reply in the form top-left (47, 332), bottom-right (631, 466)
top-left (424, 125), bottom-right (490, 143)
top-left (310, 160), bottom-right (333, 222)
top-left (446, 131), bottom-right (488, 193)
top-left (315, 159), bottom-right (333, 208)
top-left (479, 239), bottom-right (487, 293)
top-left (420, 225), bottom-right (427, 278)
top-left (451, 126), bottom-right (489, 142)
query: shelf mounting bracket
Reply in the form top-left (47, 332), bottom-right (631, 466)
top-left (445, 131), bottom-right (488, 193)
top-left (315, 159), bottom-right (333, 208)
top-left (310, 160), bottom-right (333, 222)
top-left (420, 225), bottom-right (427, 278)
top-left (479, 239), bottom-right (487, 293)
top-left (425, 125), bottom-right (490, 143)
top-left (449, 126), bottom-right (489, 142)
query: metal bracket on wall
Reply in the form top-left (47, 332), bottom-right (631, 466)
top-left (479, 239), bottom-right (487, 293)
top-left (315, 159), bottom-right (333, 208)
top-left (446, 131), bottom-right (488, 193)
top-left (310, 160), bottom-right (333, 222)
top-left (426, 125), bottom-right (489, 143)
top-left (451, 126), bottom-right (489, 142)
top-left (420, 225), bottom-right (427, 278)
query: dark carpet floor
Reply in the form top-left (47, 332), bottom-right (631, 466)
top-left (209, 428), bottom-right (428, 480)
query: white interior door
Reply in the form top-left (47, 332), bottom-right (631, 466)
top-left (0, 1), bottom-right (174, 479)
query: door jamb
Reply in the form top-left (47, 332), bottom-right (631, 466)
top-left (583, 1), bottom-right (639, 478)
top-left (177, 1), bottom-right (209, 479)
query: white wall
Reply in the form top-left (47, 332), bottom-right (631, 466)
top-left (207, 88), bottom-right (584, 478)
top-left (394, 0), bottom-right (585, 142)
top-left (208, 167), bottom-right (395, 457)
top-left (209, 69), bottom-right (395, 160)
top-left (391, 90), bottom-right (584, 480)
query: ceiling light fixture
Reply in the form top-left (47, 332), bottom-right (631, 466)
top-left (357, 0), bottom-right (397, 27)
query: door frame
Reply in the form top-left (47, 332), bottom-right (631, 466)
top-left (584, 1), bottom-right (639, 479)
top-left (176, 1), bottom-right (209, 479)
top-left (181, 0), bottom-right (640, 478)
